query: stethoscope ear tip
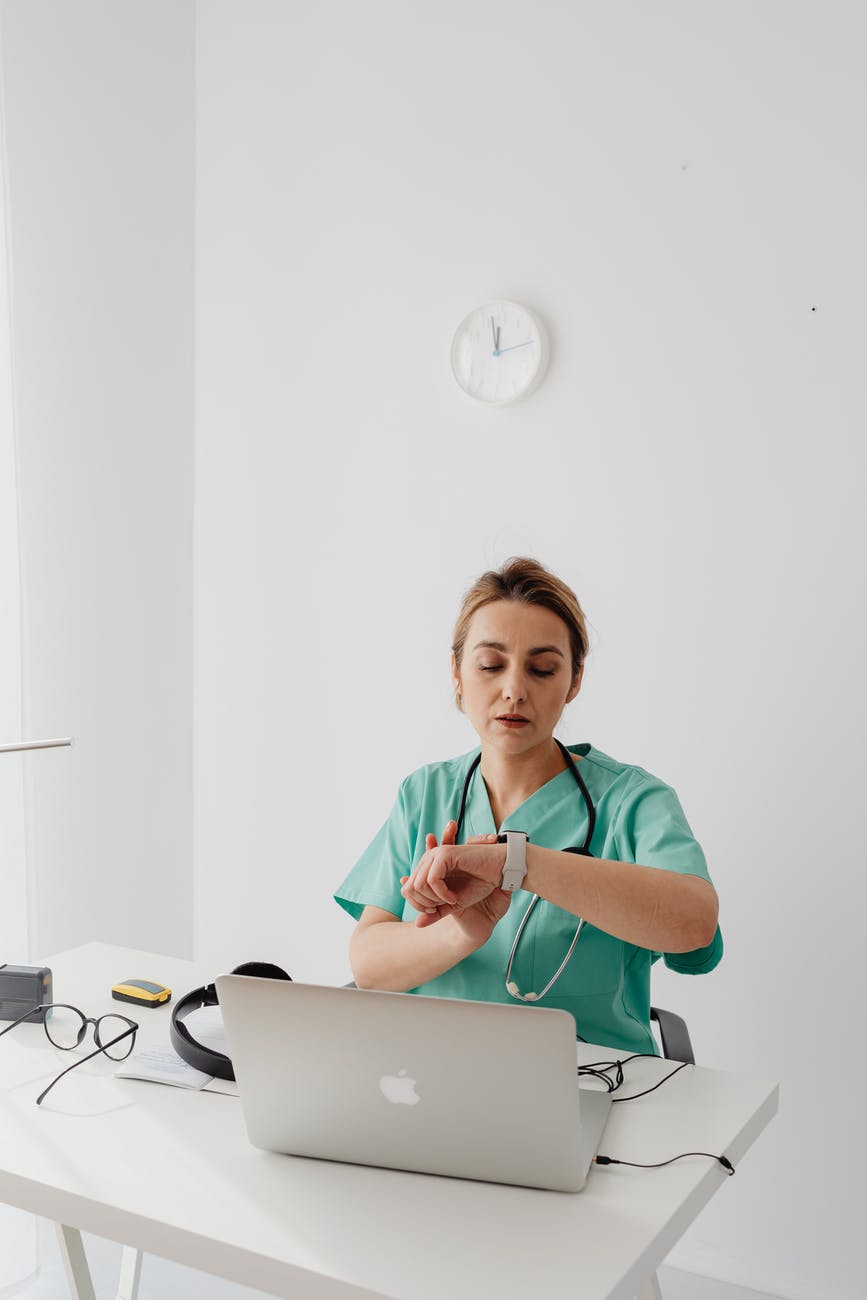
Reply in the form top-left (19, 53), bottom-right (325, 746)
top-left (506, 981), bottom-right (540, 1002)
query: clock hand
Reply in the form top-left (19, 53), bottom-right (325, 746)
top-left (490, 317), bottom-right (500, 356)
top-left (496, 340), bottom-right (534, 353)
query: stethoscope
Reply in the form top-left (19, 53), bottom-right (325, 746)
top-left (454, 738), bottom-right (596, 1003)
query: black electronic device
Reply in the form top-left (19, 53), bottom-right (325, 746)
top-left (0, 964), bottom-right (53, 1023)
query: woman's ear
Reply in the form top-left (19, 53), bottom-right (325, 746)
top-left (451, 652), bottom-right (464, 711)
top-left (565, 662), bottom-right (585, 705)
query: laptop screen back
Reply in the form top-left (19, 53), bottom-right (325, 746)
top-left (216, 976), bottom-right (609, 1192)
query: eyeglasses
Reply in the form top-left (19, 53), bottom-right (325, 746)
top-left (0, 1002), bottom-right (139, 1105)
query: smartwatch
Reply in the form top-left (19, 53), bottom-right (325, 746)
top-left (497, 831), bottom-right (529, 892)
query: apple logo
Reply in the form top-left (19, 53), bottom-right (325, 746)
top-left (379, 1067), bottom-right (421, 1106)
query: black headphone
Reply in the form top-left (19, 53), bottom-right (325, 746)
top-left (170, 961), bottom-right (292, 1081)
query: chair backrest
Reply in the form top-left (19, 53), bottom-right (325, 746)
top-left (649, 1006), bottom-right (694, 1063)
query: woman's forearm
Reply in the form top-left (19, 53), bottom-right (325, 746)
top-left (349, 912), bottom-right (478, 992)
top-left (525, 844), bottom-right (719, 952)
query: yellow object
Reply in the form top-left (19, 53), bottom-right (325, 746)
top-left (111, 979), bottom-right (171, 1007)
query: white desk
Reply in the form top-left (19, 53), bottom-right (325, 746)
top-left (0, 944), bottom-right (778, 1300)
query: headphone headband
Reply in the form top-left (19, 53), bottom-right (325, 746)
top-left (170, 961), bottom-right (291, 1081)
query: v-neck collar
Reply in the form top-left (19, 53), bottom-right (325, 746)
top-left (462, 746), bottom-right (592, 838)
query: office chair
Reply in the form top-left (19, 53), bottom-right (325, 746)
top-left (649, 1005), bottom-right (694, 1064)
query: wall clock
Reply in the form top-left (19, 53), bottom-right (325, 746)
top-left (450, 300), bottom-right (549, 404)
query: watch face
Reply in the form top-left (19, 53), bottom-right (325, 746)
top-left (450, 300), bottom-right (548, 404)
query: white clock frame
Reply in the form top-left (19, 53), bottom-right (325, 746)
top-left (450, 300), bottom-right (549, 404)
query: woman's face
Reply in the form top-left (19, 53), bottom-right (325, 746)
top-left (452, 600), bottom-right (582, 757)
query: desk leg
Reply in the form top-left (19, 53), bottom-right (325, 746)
top-left (636, 1272), bottom-right (664, 1300)
top-left (54, 1224), bottom-right (97, 1300)
top-left (116, 1245), bottom-right (143, 1300)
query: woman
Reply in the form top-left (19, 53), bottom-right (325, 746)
top-left (334, 558), bottom-right (721, 1054)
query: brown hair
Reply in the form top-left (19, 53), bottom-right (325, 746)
top-left (452, 558), bottom-right (589, 689)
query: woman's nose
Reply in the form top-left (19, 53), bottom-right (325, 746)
top-left (502, 673), bottom-right (527, 703)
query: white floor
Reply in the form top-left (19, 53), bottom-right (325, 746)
top-left (656, 1269), bottom-right (782, 1300)
top-left (1, 1226), bottom-right (785, 1300)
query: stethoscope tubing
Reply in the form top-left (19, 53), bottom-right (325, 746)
top-left (454, 739), bottom-right (595, 1001)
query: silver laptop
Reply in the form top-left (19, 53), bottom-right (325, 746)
top-left (215, 975), bottom-right (611, 1193)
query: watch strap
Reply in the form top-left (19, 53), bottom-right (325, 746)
top-left (497, 831), bottom-right (529, 892)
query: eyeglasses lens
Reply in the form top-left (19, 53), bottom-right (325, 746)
top-left (95, 1015), bottom-right (136, 1060)
top-left (44, 1005), bottom-right (85, 1050)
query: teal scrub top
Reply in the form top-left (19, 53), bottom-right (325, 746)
top-left (334, 744), bottom-right (722, 1054)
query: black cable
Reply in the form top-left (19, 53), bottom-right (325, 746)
top-left (577, 1059), bottom-right (624, 1093)
top-left (595, 1153), bottom-right (735, 1175)
top-left (578, 1052), bottom-right (690, 1101)
top-left (577, 1054), bottom-right (735, 1177)
top-left (610, 1059), bottom-right (690, 1101)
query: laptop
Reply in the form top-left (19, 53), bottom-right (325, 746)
top-left (215, 975), bottom-right (611, 1193)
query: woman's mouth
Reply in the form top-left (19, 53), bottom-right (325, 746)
top-left (496, 715), bottom-right (529, 728)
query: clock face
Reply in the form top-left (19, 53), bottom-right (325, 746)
top-left (450, 300), bottom-right (548, 404)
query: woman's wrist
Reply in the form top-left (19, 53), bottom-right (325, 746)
top-left (439, 911), bottom-right (491, 957)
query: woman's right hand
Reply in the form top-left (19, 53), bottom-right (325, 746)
top-left (401, 823), bottom-right (511, 947)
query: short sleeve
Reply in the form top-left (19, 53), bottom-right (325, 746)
top-left (662, 928), bottom-right (723, 974)
top-left (334, 782), bottom-right (414, 922)
top-left (614, 778), bottom-right (723, 976)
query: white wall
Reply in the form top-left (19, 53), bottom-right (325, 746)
top-left (0, 22), bottom-right (25, 962)
top-left (195, 4), bottom-right (865, 1299)
top-left (0, 0), bottom-right (195, 959)
top-left (0, 42), bottom-right (37, 1286)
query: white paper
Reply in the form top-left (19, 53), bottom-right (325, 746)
top-left (203, 1076), bottom-right (240, 1097)
top-left (182, 1003), bottom-right (229, 1054)
top-left (114, 1046), bottom-right (214, 1089)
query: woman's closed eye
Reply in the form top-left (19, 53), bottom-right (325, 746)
top-left (477, 663), bottom-right (557, 678)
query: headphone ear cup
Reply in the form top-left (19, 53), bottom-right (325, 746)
top-left (230, 961), bottom-right (292, 981)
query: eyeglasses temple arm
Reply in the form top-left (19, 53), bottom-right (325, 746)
top-left (35, 1025), bottom-right (137, 1106)
top-left (0, 1003), bottom-right (51, 1038)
